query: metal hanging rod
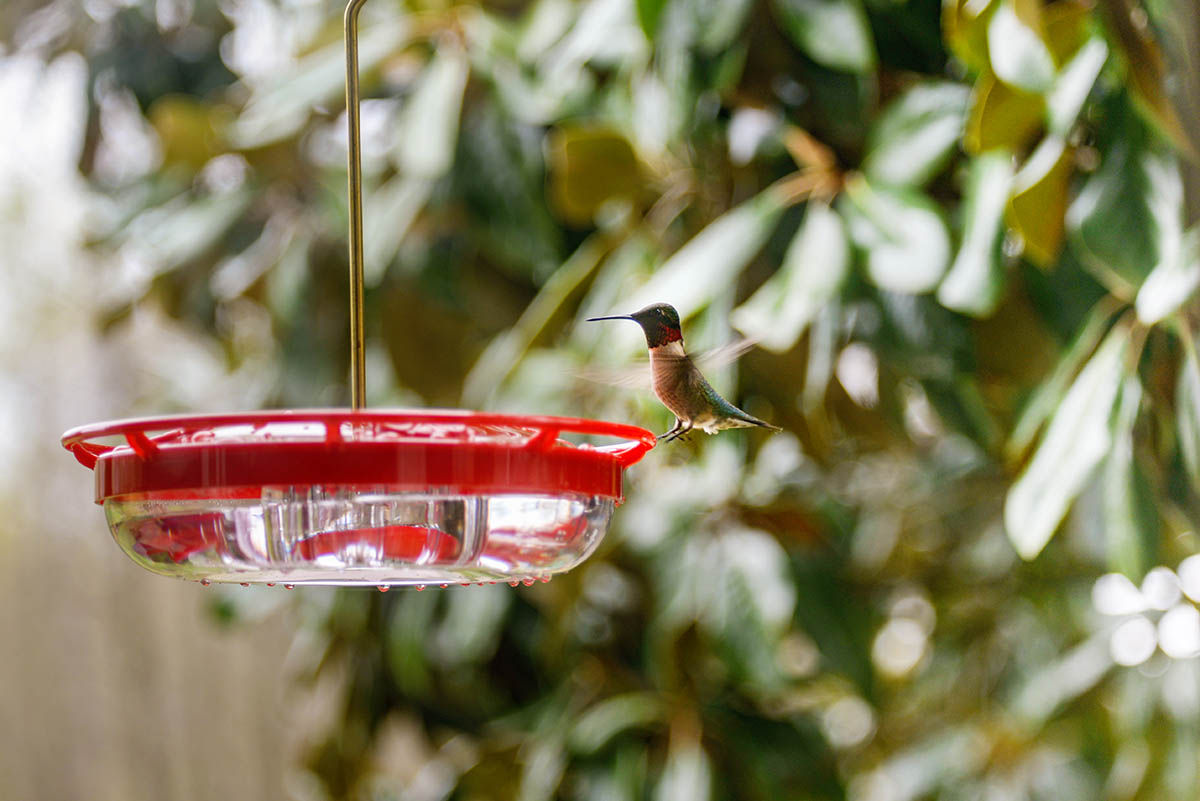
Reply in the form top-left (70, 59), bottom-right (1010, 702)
top-left (344, 0), bottom-right (370, 409)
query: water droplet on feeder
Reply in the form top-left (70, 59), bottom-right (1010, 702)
top-left (416, 585), bottom-right (425, 591)
top-left (440, 583), bottom-right (448, 589)
top-left (266, 583), bottom-right (275, 587)
top-left (377, 585), bottom-right (389, 592)
top-left (284, 583), bottom-right (294, 590)
top-left (539, 575), bottom-right (551, 583)
top-left (200, 579), bottom-right (211, 587)
top-left (509, 581), bottom-right (520, 587)
top-left (522, 578), bottom-right (535, 586)
top-left (240, 582), bottom-right (250, 587)
top-left (460, 582), bottom-right (470, 587)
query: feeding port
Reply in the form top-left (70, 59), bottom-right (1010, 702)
top-left (62, 411), bottom-right (655, 587)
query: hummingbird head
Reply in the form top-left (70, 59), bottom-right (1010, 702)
top-left (587, 303), bottom-right (683, 348)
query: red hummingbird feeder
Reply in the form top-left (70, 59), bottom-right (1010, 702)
top-left (59, 1), bottom-right (656, 588)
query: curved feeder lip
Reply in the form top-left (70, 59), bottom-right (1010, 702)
top-left (62, 410), bottom-right (656, 588)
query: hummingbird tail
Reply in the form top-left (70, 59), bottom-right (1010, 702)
top-left (725, 407), bottom-right (782, 432)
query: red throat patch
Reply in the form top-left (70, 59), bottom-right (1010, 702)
top-left (647, 324), bottom-right (682, 348)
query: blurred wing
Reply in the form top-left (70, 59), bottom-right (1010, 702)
top-left (571, 360), bottom-right (653, 389)
top-left (693, 337), bottom-right (760, 371)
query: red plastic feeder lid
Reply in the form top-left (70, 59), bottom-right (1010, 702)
top-left (61, 410), bottom-right (657, 503)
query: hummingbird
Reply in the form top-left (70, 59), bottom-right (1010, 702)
top-left (587, 302), bottom-right (781, 441)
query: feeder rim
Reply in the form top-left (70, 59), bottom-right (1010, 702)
top-left (61, 408), bottom-right (658, 468)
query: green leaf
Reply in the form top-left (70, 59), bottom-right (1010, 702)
top-left (434, 585), bottom-right (512, 666)
top-left (386, 590), bottom-right (439, 696)
top-left (655, 738), bottom-right (712, 801)
top-left (121, 188), bottom-right (254, 273)
top-left (1104, 375), bottom-right (1156, 580)
top-left (636, 0), bottom-right (669, 39)
top-left (771, 0), bottom-right (877, 73)
top-left (395, 41), bottom-right (469, 178)
top-left (463, 232), bottom-right (614, 406)
top-left (803, 306), bottom-right (840, 415)
top-left (1009, 633), bottom-right (1113, 727)
top-left (628, 189), bottom-right (787, 318)
top-left (862, 82), bottom-right (970, 188)
top-left (1136, 228), bottom-right (1200, 325)
top-left (694, 0), bottom-right (756, 53)
top-left (1005, 323), bottom-right (1128, 559)
top-left (1046, 37), bottom-right (1108, 136)
top-left (1177, 325), bottom-right (1200, 488)
top-left (938, 150), bottom-right (1013, 317)
top-left (703, 527), bottom-right (797, 691)
top-left (1007, 298), bottom-right (1118, 458)
top-left (730, 200), bottom-right (850, 352)
top-left (568, 694), bottom-right (666, 754)
top-left (1067, 113), bottom-right (1183, 296)
top-left (519, 736), bottom-right (566, 801)
top-left (1099, 0), bottom-right (1197, 158)
top-left (987, 2), bottom-right (1056, 93)
top-left (231, 18), bottom-right (409, 148)
top-left (364, 176), bottom-right (435, 285)
top-left (841, 176), bottom-right (951, 294)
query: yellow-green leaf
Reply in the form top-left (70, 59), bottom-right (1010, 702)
top-left (1043, 0), bottom-right (1093, 65)
top-left (1007, 135), bottom-right (1073, 267)
top-left (547, 126), bottom-right (646, 226)
top-left (149, 95), bottom-right (231, 170)
top-left (943, 0), bottom-right (996, 74)
top-left (965, 71), bottom-right (1044, 155)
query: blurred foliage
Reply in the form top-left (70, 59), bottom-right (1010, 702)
top-left (11, 0), bottom-right (1200, 797)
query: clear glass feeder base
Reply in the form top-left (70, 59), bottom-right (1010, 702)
top-left (106, 487), bottom-right (615, 586)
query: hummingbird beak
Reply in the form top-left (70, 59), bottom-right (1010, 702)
top-left (586, 314), bottom-right (635, 322)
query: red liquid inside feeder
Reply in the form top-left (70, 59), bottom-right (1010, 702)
top-left (63, 410), bottom-right (654, 587)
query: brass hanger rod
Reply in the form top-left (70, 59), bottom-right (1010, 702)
top-left (344, 0), bottom-right (370, 409)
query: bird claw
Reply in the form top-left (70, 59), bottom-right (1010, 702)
top-left (657, 422), bottom-right (693, 443)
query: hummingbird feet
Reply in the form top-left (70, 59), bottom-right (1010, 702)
top-left (657, 419), bottom-right (693, 443)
